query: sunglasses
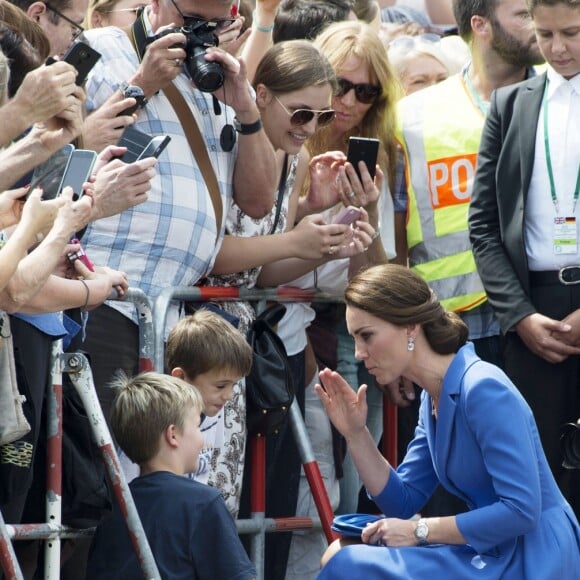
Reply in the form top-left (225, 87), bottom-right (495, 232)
top-left (336, 78), bottom-right (382, 104)
top-left (45, 2), bottom-right (84, 41)
top-left (168, 0), bottom-right (236, 33)
top-left (274, 96), bottom-right (335, 127)
top-left (388, 33), bottom-right (442, 51)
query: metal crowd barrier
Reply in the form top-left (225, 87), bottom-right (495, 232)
top-left (0, 286), bottom-right (398, 580)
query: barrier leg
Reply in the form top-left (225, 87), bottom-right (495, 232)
top-left (62, 353), bottom-right (161, 580)
top-left (0, 510), bottom-right (24, 580)
top-left (288, 400), bottom-right (337, 544)
top-left (249, 436), bottom-right (266, 580)
top-left (44, 341), bottom-right (63, 580)
top-left (383, 399), bottom-right (398, 468)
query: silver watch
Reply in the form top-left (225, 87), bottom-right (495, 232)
top-left (414, 518), bottom-right (429, 546)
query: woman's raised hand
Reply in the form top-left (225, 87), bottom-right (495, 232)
top-left (315, 368), bottom-right (369, 439)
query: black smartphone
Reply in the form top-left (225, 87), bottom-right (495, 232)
top-left (28, 144), bottom-right (75, 200)
top-left (137, 135), bottom-right (171, 160)
top-left (48, 41), bottom-right (101, 86)
top-left (60, 149), bottom-right (97, 200)
top-left (117, 125), bottom-right (171, 163)
top-left (347, 136), bottom-right (380, 181)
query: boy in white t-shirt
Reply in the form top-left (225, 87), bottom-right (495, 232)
top-left (119, 309), bottom-right (252, 495)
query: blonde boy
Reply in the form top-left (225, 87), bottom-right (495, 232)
top-left (87, 372), bottom-right (255, 580)
top-left (119, 309), bottom-right (252, 506)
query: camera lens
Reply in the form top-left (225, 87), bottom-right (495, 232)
top-left (186, 46), bottom-right (224, 93)
top-left (561, 423), bottom-right (580, 469)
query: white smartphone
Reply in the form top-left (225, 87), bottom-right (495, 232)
top-left (61, 149), bottom-right (97, 200)
top-left (333, 205), bottom-right (362, 226)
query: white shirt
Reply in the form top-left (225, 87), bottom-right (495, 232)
top-left (525, 67), bottom-right (580, 271)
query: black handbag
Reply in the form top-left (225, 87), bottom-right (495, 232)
top-left (246, 303), bottom-right (294, 436)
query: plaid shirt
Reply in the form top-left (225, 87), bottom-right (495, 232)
top-left (83, 21), bottom-right (236, 328)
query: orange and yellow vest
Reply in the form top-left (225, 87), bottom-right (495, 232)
top-left (396, 74), bottom-right (487, 312)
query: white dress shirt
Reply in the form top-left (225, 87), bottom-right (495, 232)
top-left (525, 67), bottom-right (580, 271)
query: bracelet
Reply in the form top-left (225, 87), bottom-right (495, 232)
top-left (79, 279), bottom-right (90, 311)
top-left (253, 10), bottom-right (275, 33)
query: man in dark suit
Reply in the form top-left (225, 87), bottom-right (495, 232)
top-left (469, 0), bottom-right (580, 516)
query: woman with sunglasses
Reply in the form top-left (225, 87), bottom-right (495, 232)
top-left (295, 20), bottom-right (402, 520)
top-left (203, 39), bottom-right (377, 577)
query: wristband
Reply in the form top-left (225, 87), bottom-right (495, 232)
top-left (79, 279), bottom-right (90, 311)
top-left (252, 10), bottom-right (275, 33)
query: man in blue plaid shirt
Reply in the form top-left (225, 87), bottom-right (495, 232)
top-left (80, 0), bottom-right (277, 421)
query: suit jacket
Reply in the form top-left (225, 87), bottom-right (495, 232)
top-left (468, 74), bottom-right (546, 334)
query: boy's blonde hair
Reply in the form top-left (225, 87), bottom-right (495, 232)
top-left (110, 372), bottom-right (204, 465)
top-left (165, 309), bottom-right (252, 380)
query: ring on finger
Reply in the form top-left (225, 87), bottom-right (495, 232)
top-left (175, 58), bottom-right (182, 67)
top-left (347, 191), bottom-right (356, 200)
top-left (328, 245), bottom-right (336, 255)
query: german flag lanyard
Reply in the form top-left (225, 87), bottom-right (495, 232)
top-left (543, 78), bottom-right (580, 255)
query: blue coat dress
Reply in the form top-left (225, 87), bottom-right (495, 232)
top-left (318, 343), bottom-right (580, 579)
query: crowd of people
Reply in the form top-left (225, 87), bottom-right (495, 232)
top-left (0, 0), bottom-right (579, 578)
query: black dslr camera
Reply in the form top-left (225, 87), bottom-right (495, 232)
top-left (561, 422), bottom-right (580, 469)
top-left (146, 20), bottom-right (224, 93)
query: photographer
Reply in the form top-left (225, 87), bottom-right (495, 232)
top-left (79, 0), bottom-right (277, 432)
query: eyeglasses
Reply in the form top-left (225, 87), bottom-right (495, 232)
top-left (274, 96), bottom-right (335, 127)
top-left (45, 3), bottom-right (84, 41)
top-left (336, 78), bottom-right (381, 104)
top-left (388, 33), bottom-right (442, 51)
top-left (167, 0), bottom-right (236, 33)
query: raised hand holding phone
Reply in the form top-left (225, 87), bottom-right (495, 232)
top-left (47, 41), bottom-right (101, 86)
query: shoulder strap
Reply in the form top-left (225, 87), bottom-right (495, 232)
top-left (123, 13), bottom-right (223, 241)
top-left (162, 83), bottom-right (223, 234)
top-left (269, 153), bottom-right (289, 235)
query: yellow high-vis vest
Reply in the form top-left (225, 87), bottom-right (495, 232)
top-left (396, 74), bottom-right (487, 313)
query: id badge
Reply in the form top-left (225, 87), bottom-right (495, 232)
top-left (553, 216), bottom-right (578, 254)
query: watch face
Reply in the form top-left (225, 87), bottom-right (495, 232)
top-left (415, 520), bottom-right (429, 543)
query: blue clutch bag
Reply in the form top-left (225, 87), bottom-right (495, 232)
top-left (331, 513), bottom-right (384, 537)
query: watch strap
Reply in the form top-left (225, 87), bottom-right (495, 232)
top-left (234, 116), bottom-right (262, 135)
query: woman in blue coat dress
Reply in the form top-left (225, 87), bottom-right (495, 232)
top-left (315, 264), bottom-right (580, 579)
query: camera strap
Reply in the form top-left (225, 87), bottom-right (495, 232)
top-left (124, 13), bottom-right (223, 243)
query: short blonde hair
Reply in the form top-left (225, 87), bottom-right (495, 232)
top-left (165, 309), bottom-right (252, 380)
top-left (110, 372), bottom-right (204, 465)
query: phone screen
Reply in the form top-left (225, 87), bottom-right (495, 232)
top-left (61, 150), bottom-right (97, 199)
top-left (347, 137), bottom-right (380, 181)
top-left (28, 145), bottom-right (74, 200)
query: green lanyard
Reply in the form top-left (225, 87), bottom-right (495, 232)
top-left (543, 78), bottom-right (580, 215)
top-left (462, 64), bottom-right (489, 117)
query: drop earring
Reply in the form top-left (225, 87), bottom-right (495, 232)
top-left (407, 336), bottom-right (415, 352)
